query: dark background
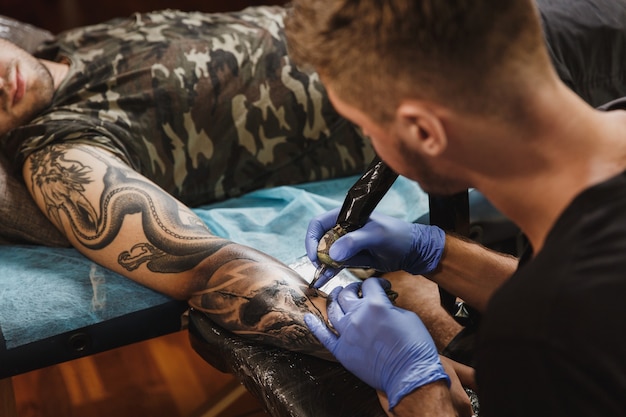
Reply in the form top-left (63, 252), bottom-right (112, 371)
top-left (1, 0), bottom-right (287, 33)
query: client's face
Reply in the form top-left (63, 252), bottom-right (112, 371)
top-left (0, 38), bottom-right (55, 137)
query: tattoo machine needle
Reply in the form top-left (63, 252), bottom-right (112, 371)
top-left (309, 155), bottom-right (399, 288)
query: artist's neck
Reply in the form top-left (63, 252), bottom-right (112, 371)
top-left (477, 88), bottom-right (626, 254)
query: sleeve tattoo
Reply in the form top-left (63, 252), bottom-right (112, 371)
top-left (26, 144), bottom-right (332, 359)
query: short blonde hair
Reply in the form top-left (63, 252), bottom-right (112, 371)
top-left (285, 0), bottom-right (552, 123)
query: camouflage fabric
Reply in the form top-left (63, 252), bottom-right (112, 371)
top-left (3, 7), bottom-right (374, 207)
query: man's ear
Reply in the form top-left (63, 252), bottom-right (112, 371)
top-left (395, 101), bottom-right (447, 157)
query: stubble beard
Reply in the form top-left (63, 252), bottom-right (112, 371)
top-left (24, 58), bottom-right (55, 122)
top-left (3, 57), bottom-right (56, 137)
top-left (396, 139), bottom-right (468, 197)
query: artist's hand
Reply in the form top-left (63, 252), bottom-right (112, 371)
top-left (306, 208), bottom-right (445, 287)
top-left (305, 278), bottom-right (450, 410)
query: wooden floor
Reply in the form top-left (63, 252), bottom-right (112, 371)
top-left (11, 331), bottom-right (269, 417)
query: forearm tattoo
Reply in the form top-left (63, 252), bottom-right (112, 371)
top-left (28, 144), bottom-right (331, 358)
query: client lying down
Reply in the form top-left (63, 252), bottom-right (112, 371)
top-left (2, 7), bottom-right (373, 359)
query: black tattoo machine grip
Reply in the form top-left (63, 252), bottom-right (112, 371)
top-left (316, 155), bottom-right (399, 268)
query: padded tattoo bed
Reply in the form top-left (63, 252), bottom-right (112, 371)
top-left (3, 1), bottom-right (626, 415)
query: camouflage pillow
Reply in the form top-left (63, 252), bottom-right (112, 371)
top-left (0, 14), bottom-right (53, 53)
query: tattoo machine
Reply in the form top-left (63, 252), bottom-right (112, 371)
top-left (310, 155), bottom-right (399, 288)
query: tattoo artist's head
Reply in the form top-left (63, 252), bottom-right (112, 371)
top-left (285, 0), bottom-right (555, 195)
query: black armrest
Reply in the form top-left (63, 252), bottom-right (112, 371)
top-left (188, 308), bottom-right (386, 417)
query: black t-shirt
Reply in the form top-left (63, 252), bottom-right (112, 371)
top-left (538, 0), bottom-right (626, 108)
top-left (476, 100), bottom-right (626, 415)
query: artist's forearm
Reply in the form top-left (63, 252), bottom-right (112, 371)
top-left (384, 272), bottom-right (463, 351)
top-left (427, 234), bottom-right (518, 312)
top-left (378, 381), bottom-right (458, 417)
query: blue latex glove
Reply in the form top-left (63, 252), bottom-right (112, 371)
top-left (305, 278), bottom-right (450, 410)
top-left (306, 208), bottom-right (446, 288)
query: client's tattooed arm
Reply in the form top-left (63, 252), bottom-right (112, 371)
top-left (23, 143), bottom-right (331, 359)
